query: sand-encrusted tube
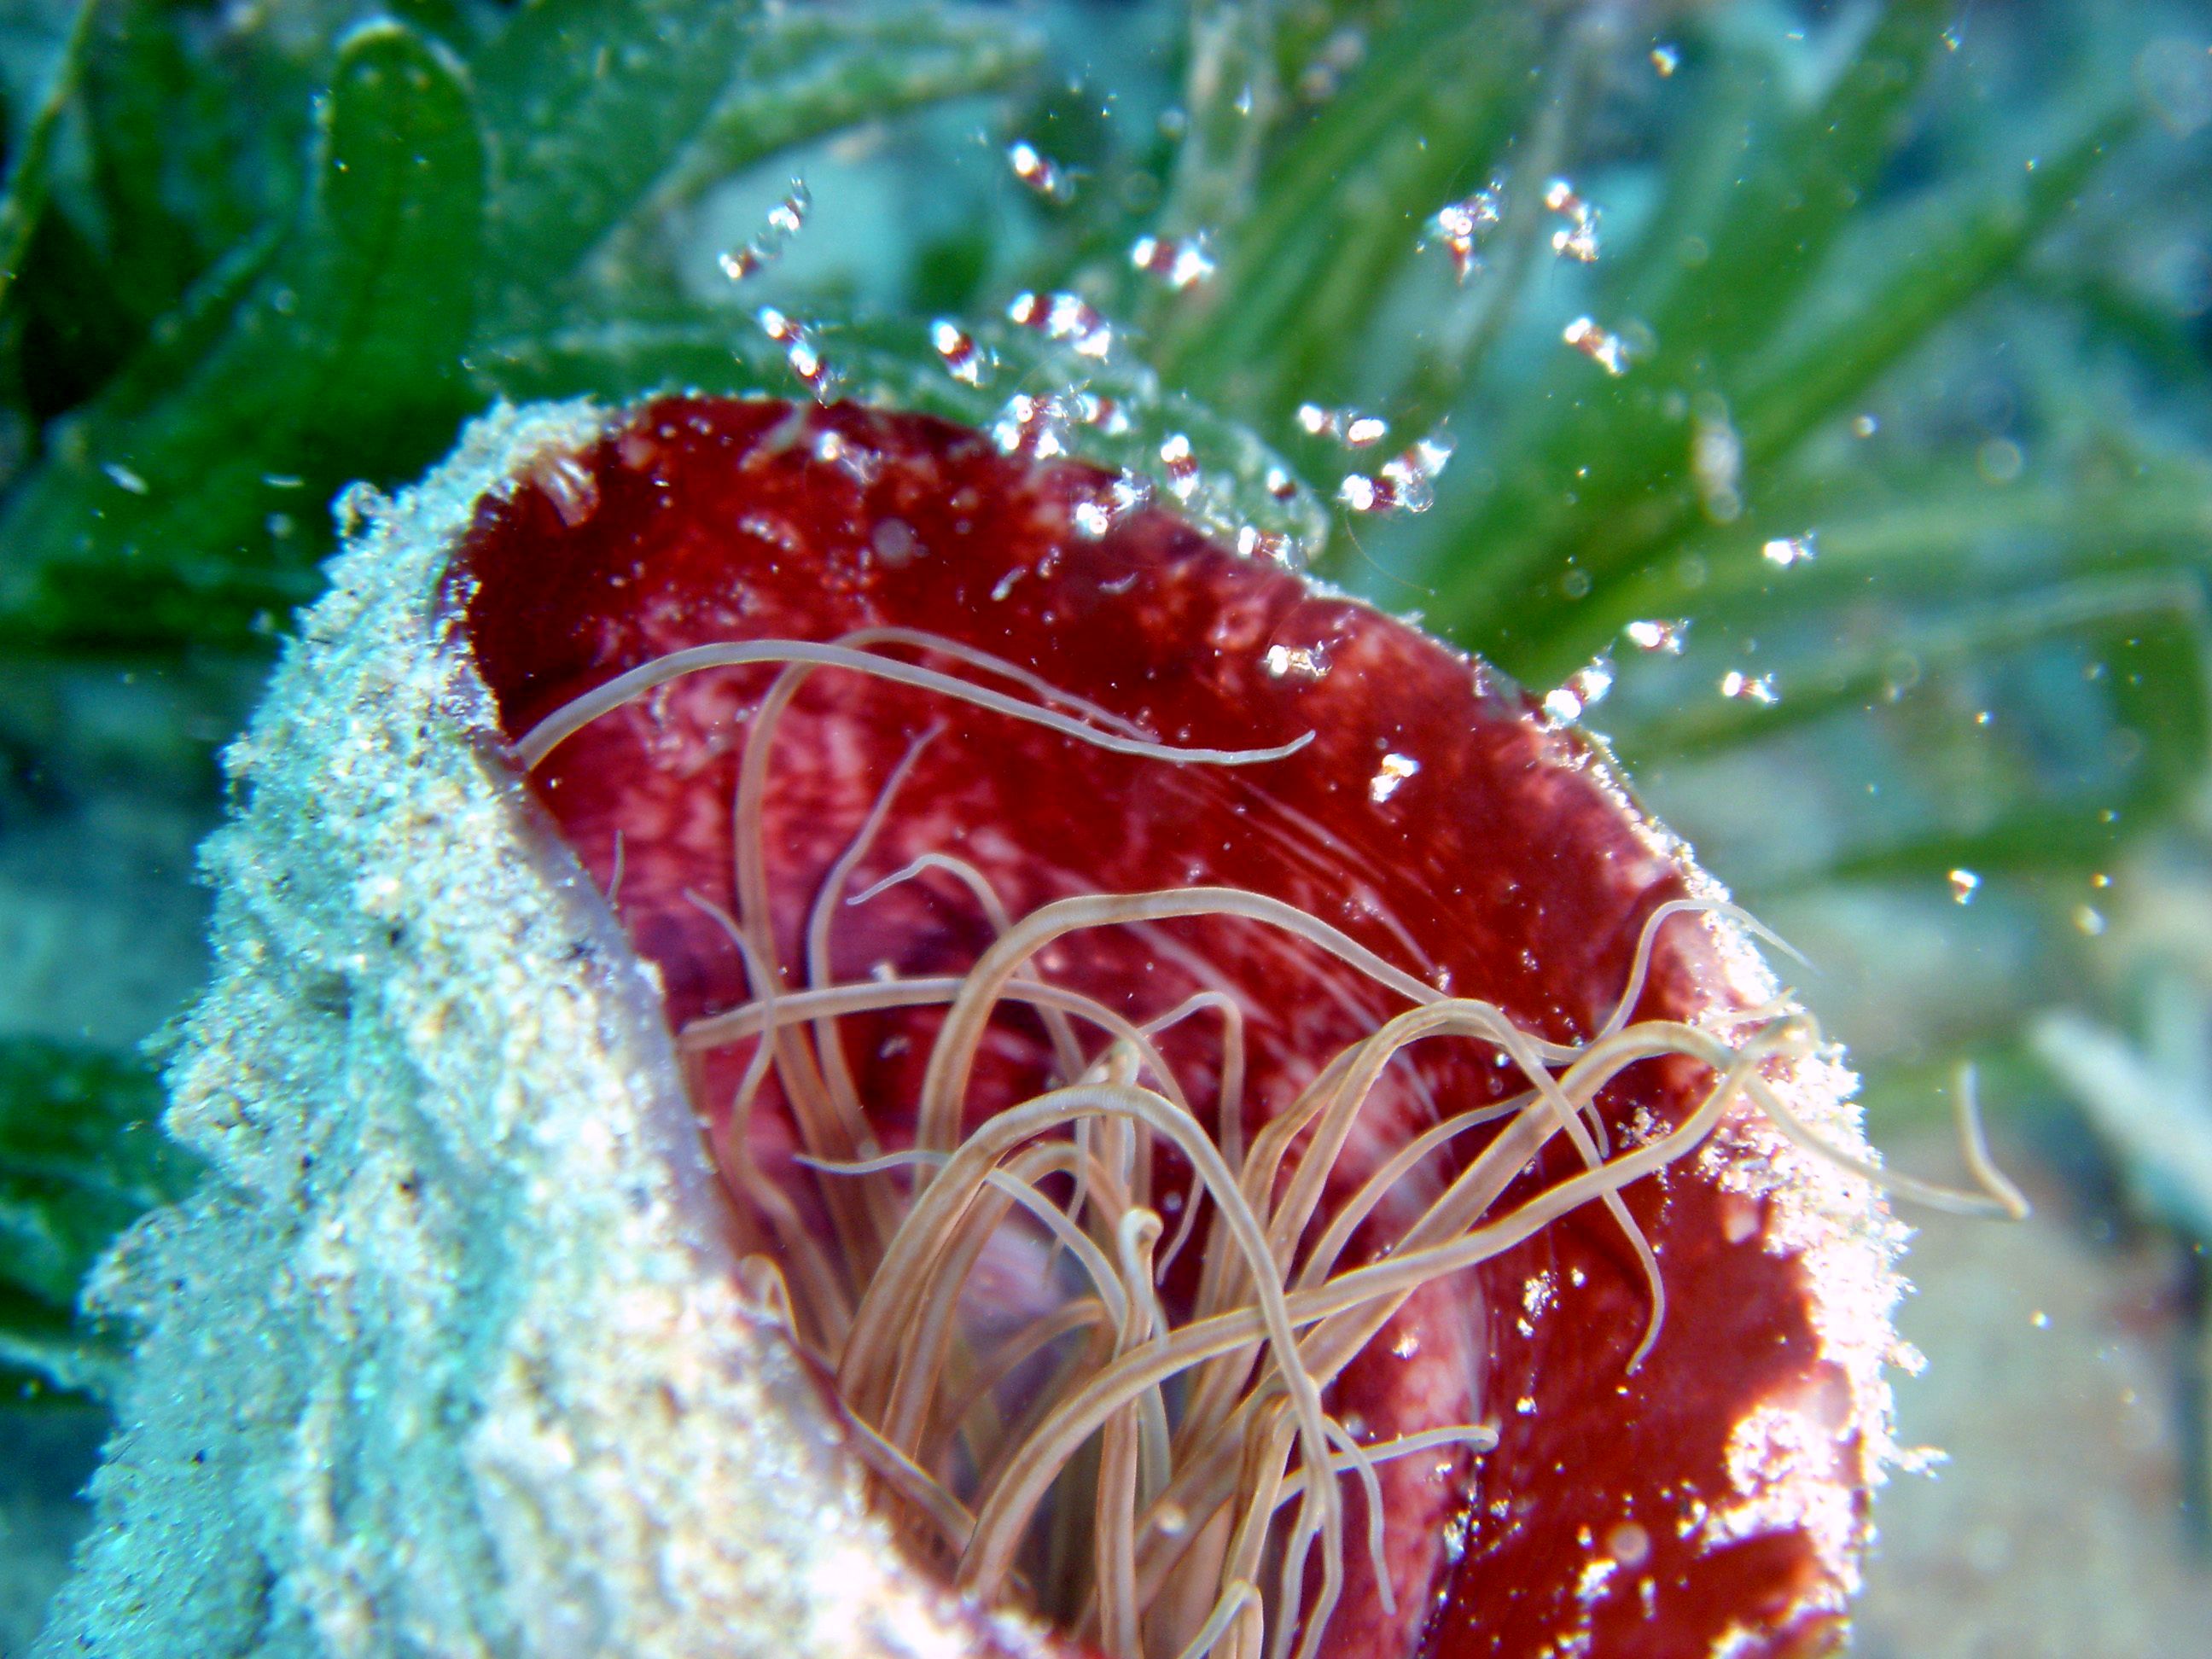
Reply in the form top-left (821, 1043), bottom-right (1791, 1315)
top-left (34, 402), bottom-right (1027, 1659)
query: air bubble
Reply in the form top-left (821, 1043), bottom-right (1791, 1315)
top-left (1007, 140), bottom-right (1070, 201)
top-left (1159, 434), bottom-right (1199, 501)
top-left (1562, 315), bottom-right (1630, 375)
top-left (1369, 752), bottom-right (1420, 804)
top-left (1428, 184), bottom-right (1504, 282)
top-left (1262, 643), bottom-right (1328, 680)
top-left (870, 518), bottom-right (919, 566)
top-left (1977, 438), bottom-right (2025, 484)
top-left (1719, 670), bottom-right (1778, 706)
top-left (1622, 619), bottom-right (1688, 655)
top-left (930, 319), bottom-right (994, 387)
top-left (1235, 526), bottom-right (1295, 565)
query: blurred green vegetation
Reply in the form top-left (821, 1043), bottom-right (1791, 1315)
top-left (0, 1035), bottom-right (195, 1404)
top-left (0, 0), bottom-right (2205, 1399)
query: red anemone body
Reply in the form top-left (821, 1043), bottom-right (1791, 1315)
top-left (454, 396), bottom-right (1883, 1659)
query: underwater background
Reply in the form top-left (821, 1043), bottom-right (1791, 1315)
top-left (0, 0), bottom-right (2208, 1652)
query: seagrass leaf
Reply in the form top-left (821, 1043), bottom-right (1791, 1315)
top-left (643, 6), bottom-right (1045, 219)
top-left (0, 20), bottom-right (486, 649)
top-left (0, 1037), bottom-right (195, 1401)
top-left (474, 0), bottom-right (757, 304)
top-left (0, 0), bottom-right (96, 317)
top-left (1734, 107), bottom-right (2139, 468)
top-left (1637, 0), bottom-right (1953, 374)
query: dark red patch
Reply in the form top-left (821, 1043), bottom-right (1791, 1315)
top-left (454, 397), bottom-right (1864, 1658)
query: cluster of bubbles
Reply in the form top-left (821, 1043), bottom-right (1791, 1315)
top-left (1540, 623), bottom-right (1698, 730)
top-left (1542, 657), bottom-right (1617, 726)
top-left (1008, 290), bottom-right (1116, 361)
top-left (757, 306), bottom-right (840, 403)
top-left (1234, 525), bottom-right (1297, 565)
top-left (714, 183), bottom-right (842, 405)
top-left (1295, 403), bottom-right (1389, 449)
top-left (1542, 179), bottom-right (1601, 265)
top-left (717, 178), bottom-right (812, 282)
top-left (925, 183), bottom-right (1304, 565)
top-left (988, 389), bottom-right (1132, 463)
top-left (1338, 434), bottom-right (1456, 517)
top-left (1130, 232), bottom-right (1218, 291)
top-left (1072, 471), bottom-right (1156, 542)
top-left (1427, 184), bottom-right (1503, 282)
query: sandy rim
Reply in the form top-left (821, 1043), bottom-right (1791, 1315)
top-left (36, 396), bottom-right (1050, 1659)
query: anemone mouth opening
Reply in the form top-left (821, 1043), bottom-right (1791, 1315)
top-left (453, 396), bottom-right (2011, 1659)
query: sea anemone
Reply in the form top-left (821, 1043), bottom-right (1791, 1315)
top-left (38, 396), bottom-right (2016, 1659)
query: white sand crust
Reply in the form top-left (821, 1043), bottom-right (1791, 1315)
top-left (34, 401), bottom-right (1026, 1659)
